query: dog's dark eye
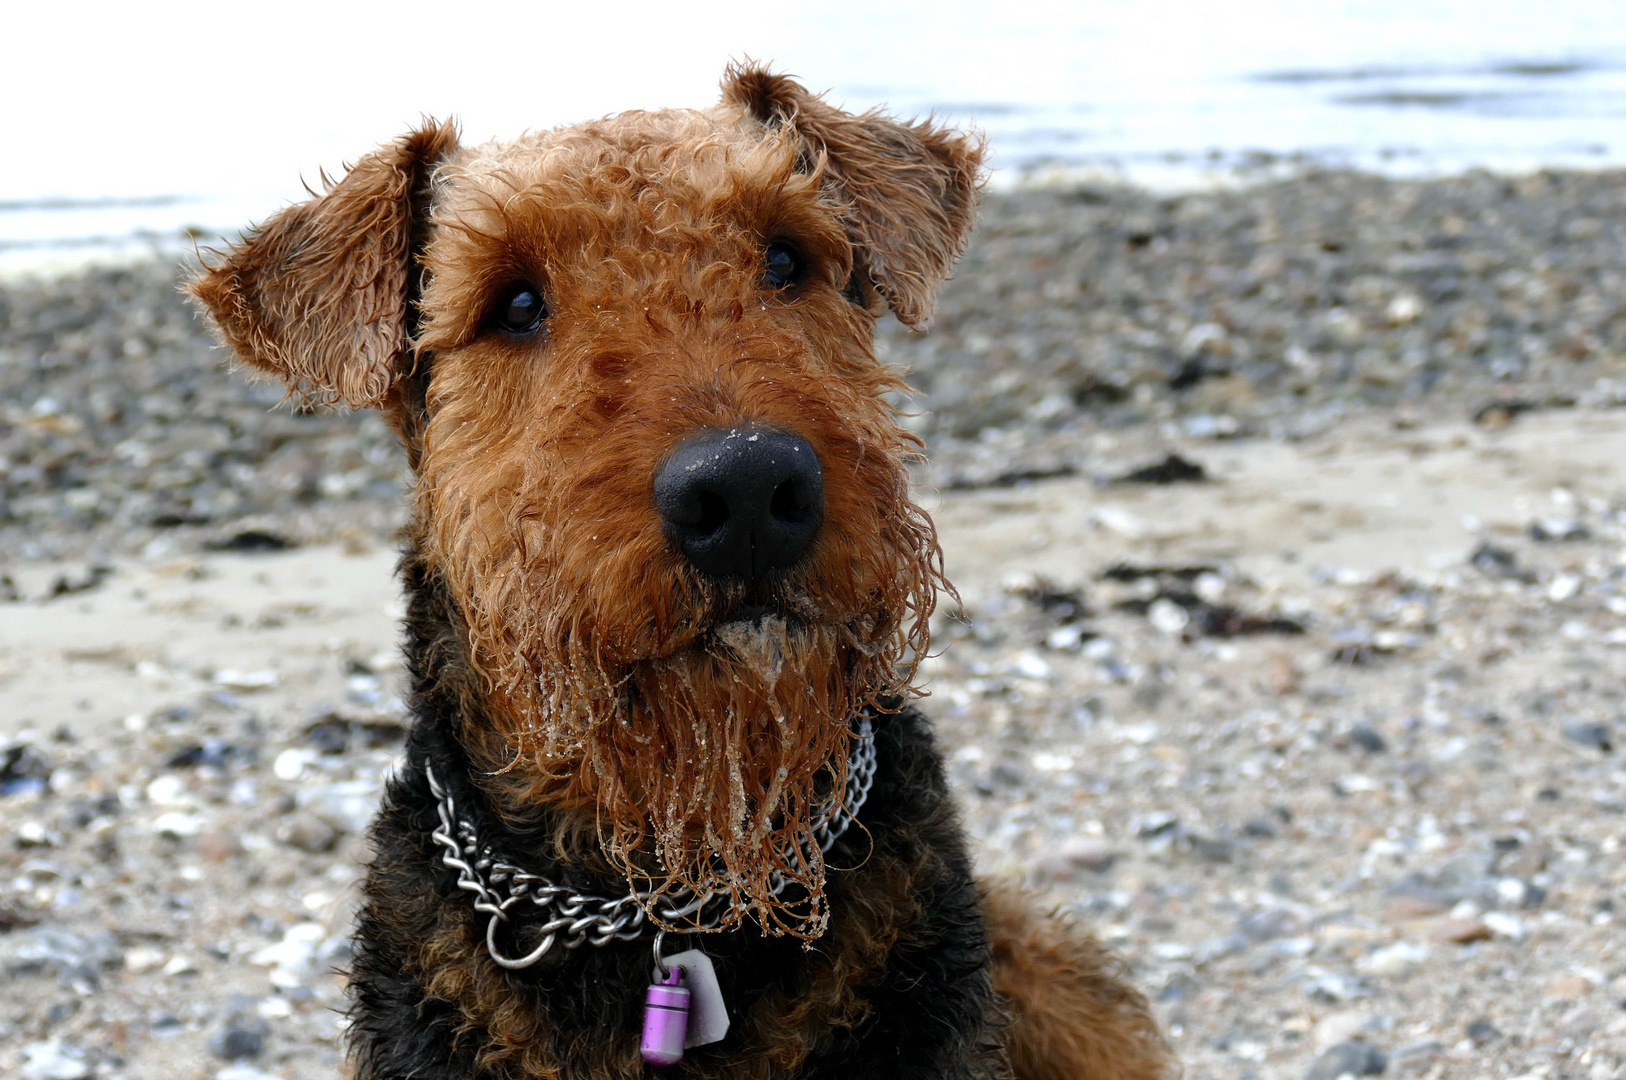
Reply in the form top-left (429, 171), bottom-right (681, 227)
top-left (492, 284), bottom-right (547, 335)
top-left (761, 242), bottom-right (804, 291)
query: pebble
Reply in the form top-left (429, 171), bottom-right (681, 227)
top-left (1389, 1038), bottom-right (1445, 1071)
top-left (1136, 811), bottom-right (1179, 838)
top-left (1424, 918), bottom-right (1491, 944)
top-left (1346, 724), bottom-right (1387, 754)
top-left (152, 810), bottom-right (206, 838)
top-left (123, 946), bottom-right (166, 974)
top-left (277, 813), bottom-right (340, 855)
top-left (216, 1067), bottom-right (282, 1080)
top-left (1561, 719), bottom-right (1614, 752)
top-left (208, 1000), bottom-right (271, 1061)
top-left (1305, 1040), bottom-right (1388, 1080)
top-left (0, 925), bottom-right (121, 980)
top-left (1547, 974), bottom-right (1596, 999)
top-left (1361, 941), bottom-right (1427, 978)
top-left (19, 1042), bottom-right (89, 1080)
top-left (1197, 934), bottom-right (1250, 964)
top-left (297, 778), bottom-right (382, 833)
top-left (1314, 1012), bottom-right (1376, 1051)
top-left (248, 922), bottom-right (338, 990)
top-left (1034, 836), bottom-right (1117, 878)
top-left (1238, 907), bottom-right (1300, 941)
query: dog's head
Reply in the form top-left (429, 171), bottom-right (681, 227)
top-left (190, 64), bottom-right (983, 938)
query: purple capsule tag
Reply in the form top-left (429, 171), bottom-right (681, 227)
top-left (641, 965), bottom-right (689, 1066)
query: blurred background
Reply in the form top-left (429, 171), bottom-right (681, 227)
top-left (3, 0), bottom-right (1624, 275)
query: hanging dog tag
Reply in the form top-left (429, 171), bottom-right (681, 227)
top-left (659, 950), bottom-right (729, 1048)
top-left (641, 966), bottom-right (689, 1066)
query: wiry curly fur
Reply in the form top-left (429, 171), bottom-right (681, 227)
top-left (188, 62), bottom-right (1171, 1079)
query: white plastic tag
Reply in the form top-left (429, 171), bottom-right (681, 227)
top-left (657, 949), bottom-right (730, 1048)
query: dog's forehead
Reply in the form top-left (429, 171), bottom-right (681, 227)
top-left (434, 105), bottom-right (805, 231)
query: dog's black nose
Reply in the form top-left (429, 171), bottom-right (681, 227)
top-left (654, 425), bottom-right (824, 581)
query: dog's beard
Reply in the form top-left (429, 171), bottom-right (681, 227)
top-left (507, 613), bottom-right (897, 941)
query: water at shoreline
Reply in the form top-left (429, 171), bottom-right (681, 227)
top-left (5, 0), bottom-right (1624, 276)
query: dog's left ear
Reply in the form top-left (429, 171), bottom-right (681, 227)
top-left (723, 64), bottom-right (986, 329)
top-left (188, 120), bottom-right (460, 408)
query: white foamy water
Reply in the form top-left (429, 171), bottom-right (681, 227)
top-left (4, 0), bottom-right (1624, 276)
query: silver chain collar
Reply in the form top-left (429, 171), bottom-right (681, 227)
top-left (426, 716), bottom-right (877, 970)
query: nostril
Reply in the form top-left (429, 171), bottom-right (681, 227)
top-left (770, 478), bottom-right (811, 522)
top-left (695, 490), bottom-right (729, 533)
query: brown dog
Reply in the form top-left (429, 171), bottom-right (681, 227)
top-left (190, 63), bottom-right (1168, 1080)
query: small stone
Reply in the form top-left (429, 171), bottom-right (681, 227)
top-left (272, 748), bottom-right (313, 781)
top-left (166, 739), bottom-right (237, 769)
top-left (1347, 724), bottom-right (1387, 753)
top-left (1547, 974), bottom-right (1596, 999)
top-left (0, 925), bottom-right (122, 979)
top-left (1242, 817), bottom-right (1279, 839)
top-left (1482, 912), bottom-right (1523, 939)
top-left (124, 946), bottom-right (166, 974)
top-left (1037, 836), bottom-right (1117, 877)
top-left (1305, 1040), bottom-right (1387, 1080)
top-left (1390, 1038), bottom-right (1444, 1071)
top-left (1111, 453), bottom-right (1207, 485)
top-left (217, 1066), bottom-right (282, 1080)
top-left (20, 1041), bottom-right (90, 1080)
top-left (303, 719), bottom-right (350, 755)
top-left (1425, 918), bottom-right (1492, 944)
top-left (1148, 598), bottom-right (1190, 635)
top-left (1, 745), bottom-right (53, 798)
top-left (152, 811), bottom-right (205, 838)
top-left (1188, 833), bottom-right (1235, 862)
top-left (212, 669), bottom-right (280, 691)
top-left (15, 821), bottom-right (60, 848)
top-left (1464, 1018), bottom-right (1500, 1045)
top-left (1469, 543), bottom-right (1529, 581)
top-left (1313, 1012), bottom-right (1374, 1051)
top-left (1362, 941), bottom-right (1427, 977)
top-left (1238, 907), bottom-right (1299, 941)
top-left (1561, 719), bottom-right (1613, 752)
top-left (1559, 1004), bottom-right (1604, 1037)
top-left (197, 828), bottom-right (244, 863)
top-left (1196, 934), bottom-right (1250, 964)
top-left (1385, 895), bottom-right (1450, 921)
top-left (1531, 517), bottom-right (1590, 542)
top-left (1137, 811), bottom-right (1180, 838)
top-left (277, 814), bottom-right (339, 855)
top-left (208, 1004), bottom-right (271, 1061)
top-left (297, 778), bottom-right (382, 833)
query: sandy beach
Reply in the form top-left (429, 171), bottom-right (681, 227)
top-left (4, 173), bottom-right (1626, 1079)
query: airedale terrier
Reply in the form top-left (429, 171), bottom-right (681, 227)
top-left (189, 64), bottom-right (1169, 1080)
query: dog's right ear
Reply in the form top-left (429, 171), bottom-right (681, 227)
top-left (722, 64), bottom-right (985, 330)
top-left (188, 120), bottom-right (459, 409)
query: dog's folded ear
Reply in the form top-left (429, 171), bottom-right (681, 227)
top-left (188, 120), bottom-right (460, 408)
top-left (723, 63), bottom-right (985, 329)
